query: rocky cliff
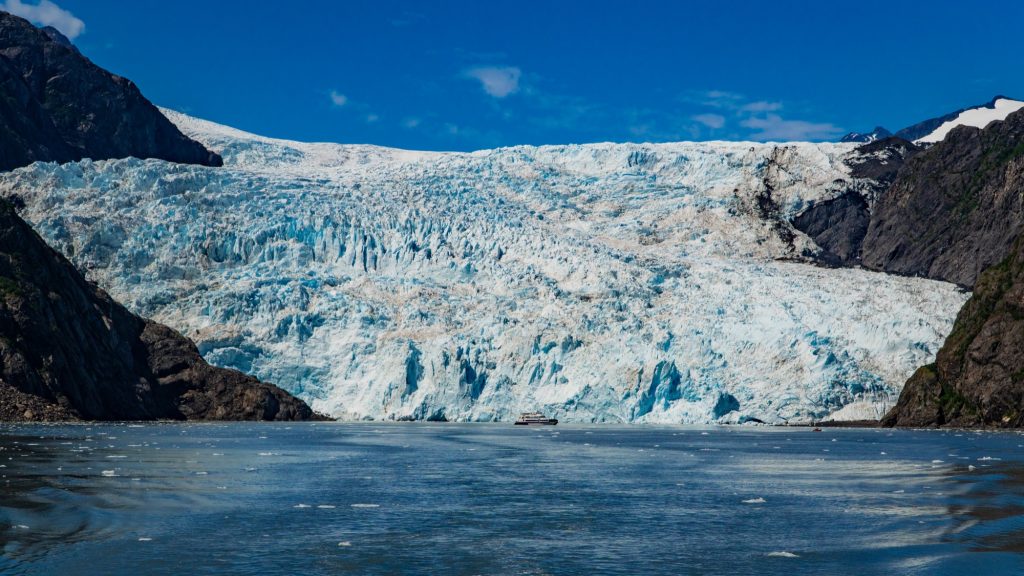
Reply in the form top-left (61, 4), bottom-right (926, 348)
top-left (861, 109), bottom-right (1024, 288)
top-left (791, 137), bottom-right (919, 265)
top-left (0, 199), bottom-right (315, 421)
top-left (882, 238), bottom-right (1024, 427)
top-left (0, 11), bottom-right (221, 171)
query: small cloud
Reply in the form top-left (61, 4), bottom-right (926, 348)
top-left (705, 89), bottom-right (743, 101)
top-left (329, 90), bottom-right (348, 107)
top-left (692, 113), bottom-right (726, 129)
top-left (740, 114), bottom-right (843, 141)
top-left (685, 89), bottom-right (745, 109)
top-left (365, 113), bottom-right (379, 123)
top-left (2, 0), bottom-right (84, 39)
top-left (463, 66), bottom-right (522, 98)
top-left (402, 117), bottom-right (421, 129)
top-left (740, 101), bottom-right (783, 113)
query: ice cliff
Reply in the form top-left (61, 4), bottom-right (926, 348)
top-left (0, 110), bottom-right (968, 423)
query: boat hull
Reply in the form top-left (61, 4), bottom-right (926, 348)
top-left (514, 419), bottom-right (558, 425)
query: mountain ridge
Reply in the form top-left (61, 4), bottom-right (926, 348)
top-left (0, 10), bottom-right (222, 171)
top-left (841, 95), bottom-right (1024, 147)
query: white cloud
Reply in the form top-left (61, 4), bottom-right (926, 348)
top-left (2, 0), bottom-right (84, 39)
top-left (365, 113), bottom-right (379, 123)
top-left (740, 100), bottom-right (782, 113)
top-left (692, 113), bottom-right (726, 129)
top-left (740, 114), bottom-right (843, 141)
top-left (403, 117), bottom-right (421, 129)
top-left (685, 89), bottom-right (745, 109)
top-left (463, 66), bottom-right (521, 98)
top-left (329, 90), bottom-right (348, 107)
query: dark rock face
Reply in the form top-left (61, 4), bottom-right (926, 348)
top-left (0, 201), bottom-right (315, 421)
top-left (0, 11), bottom-right (221, 171)
top-left (791, 137), bottom-right (919, 265)
top-left (845, 137), bottom-right (921, 184)
top-left (792, 191), bottom-right (869, 264)
top-left (861, 109), bottom-right (1024, 288)
top-left (882, 241), bottom-right (1024, 427)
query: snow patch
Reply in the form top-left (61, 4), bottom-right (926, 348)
top-left (915, 98), bottom-right (1024, 144)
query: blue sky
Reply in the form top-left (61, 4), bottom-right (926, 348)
top-left (6, 0), bottom-right (1024, 150)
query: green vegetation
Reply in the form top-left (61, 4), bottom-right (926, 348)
top-left (945, 245), bottom-right (1018, 362)
top-left (0, 275), bottom-right (21, 297)
top-left (939, 381), bottom-right (976, 418)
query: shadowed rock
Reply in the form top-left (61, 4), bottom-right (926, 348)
top-left (792, 137), bottom-right (919, 265)
top-left (861, 109), bottom-right (1024, 288)
top-left (0, 11), bottom-right (221, 171)
top-left (882, 239), bottom-right (1024, 428)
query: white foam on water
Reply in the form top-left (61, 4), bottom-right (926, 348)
top-left (767, 551), bottom-right (799, 558)
top-left (351, 504), bottom-right (381, 508)
top-left (742, 498), bottom-right (766, 504)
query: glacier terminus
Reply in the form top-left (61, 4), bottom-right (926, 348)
top-left (0, 110), bottom-right (967, 424)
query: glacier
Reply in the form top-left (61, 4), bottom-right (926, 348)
top-left (0, 110), bottom-right (968, 423)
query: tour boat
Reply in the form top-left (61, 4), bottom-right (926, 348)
top-left (514, 412), bottom-right (558, 425)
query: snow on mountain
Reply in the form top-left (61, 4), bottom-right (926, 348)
top-left (0, 110), bottom-right (968, 423)
top-left (914, 97), bottom-right (1024, 144)
top-left (840, 126), bottom-right (892, 144)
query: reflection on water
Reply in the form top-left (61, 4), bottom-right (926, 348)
top-left (0, 423), bottom-right (1022, 575)
top-left (945, 462), bottom-right (1024, 553)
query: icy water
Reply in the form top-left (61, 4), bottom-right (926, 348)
top-left (1, 424), bottom-right (1023, 575)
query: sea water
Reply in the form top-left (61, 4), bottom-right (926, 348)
top-left (0, 423), bottom-right (1022, 575)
